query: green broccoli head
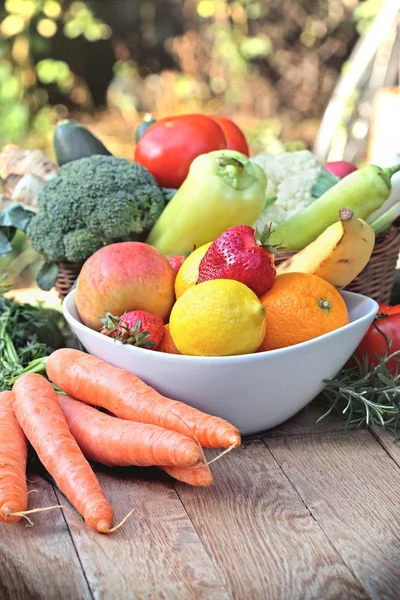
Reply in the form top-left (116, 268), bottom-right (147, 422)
top-left (63, 230), bottom-right (105, 264)
top-left (27, 155), bottom-right (165, 264)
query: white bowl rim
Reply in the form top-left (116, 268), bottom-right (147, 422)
top-left (63, 288), bottom-right (378, 365)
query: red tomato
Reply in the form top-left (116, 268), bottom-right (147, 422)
top-left (134, 114), bottom-right (227, 189)
top-left (378, 303), bottom-right (400, 316)
top-left (209, 116), bottom-right (250, 156)
top-left (355, 311), bottom-right (400, 373)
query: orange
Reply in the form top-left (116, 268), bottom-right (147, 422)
top-left (158, 324), bottom-right (181, 355)
top-left (258, 272), bottom-right (349, 351)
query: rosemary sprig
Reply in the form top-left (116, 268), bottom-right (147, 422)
top-left (320, 334), bottom-right (400, 439)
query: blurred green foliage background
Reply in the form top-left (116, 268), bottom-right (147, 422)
top-left (0, 0), bottom-right (384, 158)
top-left (0, 0), bottom-right (387, 288)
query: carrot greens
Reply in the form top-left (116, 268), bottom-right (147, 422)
top-left (0, 274), bottom-right (66, 391)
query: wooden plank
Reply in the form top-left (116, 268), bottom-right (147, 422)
top-left (174, 439), bottom-right (366, 600)
top-left (55, 465), bottom-right (230, 600)
top-left (371, 426), bottom-right (400, 469)
top-left (266, 430), bottom-right (400, 599)
top-left (265, 401), bottom-right (346, 438)
top-left (0, 476), bottom-right (91, 600)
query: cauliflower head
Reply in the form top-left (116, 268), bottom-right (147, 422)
top-left (251, 150), bottom-right (323, 230)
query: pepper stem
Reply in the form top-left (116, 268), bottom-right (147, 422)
top-left (383, 164), bottom-right (400, 179)
top-left (216, 156), bottom-right (245, 174)
top-left (214, 153), bottom-right (257, 190)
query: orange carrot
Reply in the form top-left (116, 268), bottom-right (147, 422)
top-left (0, 391), bottom-right (28, 523)
top-left (12, 374), bottom-right (114, 533)
top-left (162, 464), bottom-right (214, 487)
top-left (59, 395), bottom-right (203, 468)
top-left (47, 349), bottom-right (241, 449)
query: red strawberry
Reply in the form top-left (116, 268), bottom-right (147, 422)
top-left (167, 254), bottom-right (185, 273)
top-left (100, 310), bottom-right (165, 350)
top-left (197, 225), bottom-right (276, 296)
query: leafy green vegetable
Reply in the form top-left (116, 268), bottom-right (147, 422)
top-left (0, 274), bottom-right (67, 391)
top-left (0, 229), bottom-right (13, 254)
top-left (311, 167), bottom-right (339, 200)
top-left (36, 262), bottom-right (60, 291)
top-left (0, 202), bottom-right (35, 231)
top-left (0, 202), bottom-right (35, 254)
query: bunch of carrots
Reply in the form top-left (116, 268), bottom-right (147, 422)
top-left (0, 348), bottom-right (241, 533)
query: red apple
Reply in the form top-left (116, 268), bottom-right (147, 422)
top-left (76, 242), bottom-right (176, 331)
top-left (324, 161), bottom-right (357, 179)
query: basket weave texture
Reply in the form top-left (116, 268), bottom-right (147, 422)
top-left (55, 262), bottom-right (82, 301)
top-left (274, 224), bottom-right (400, 305)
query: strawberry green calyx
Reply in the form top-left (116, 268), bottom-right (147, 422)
top-left (99, 311), bottom-right (120, 337)
top-left (101, 312), bottom-right (156, 348)
top-left (215, 153), bottom-right (258, 191)
top-left (117, 318), bottom-right (157, 348)
top-left (255, 222), bottom-right (277, 254)
top-left (255, 222), bottom-right (285, 254)
top-left (100, 310), bottom-right (164, 349)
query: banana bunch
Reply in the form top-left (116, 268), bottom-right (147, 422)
top-left (276, 208), bottom-right (375, 289)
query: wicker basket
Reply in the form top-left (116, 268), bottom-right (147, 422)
top-left (55, 262), bottom-right (82, 301)
top-left (274, 224), bottom-right (400, 304)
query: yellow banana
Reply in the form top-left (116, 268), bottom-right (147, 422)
top-left (276, 208), bottom-right (375, 289)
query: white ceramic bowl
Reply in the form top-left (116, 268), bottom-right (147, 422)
top-left (63, 289), bottom-right (378, 436)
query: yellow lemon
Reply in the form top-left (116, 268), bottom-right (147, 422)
top-left (175, 242), bottom-right (212, 299)
top-left (170, 279), bottom-right (266, 356)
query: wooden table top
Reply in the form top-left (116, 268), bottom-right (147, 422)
top-left (1, 404), bottom-right (400, 600)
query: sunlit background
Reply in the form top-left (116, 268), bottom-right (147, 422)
top-left (1, 0), bottom-right (398, 290)
top-left (0, 0), bottom-right (390, 160)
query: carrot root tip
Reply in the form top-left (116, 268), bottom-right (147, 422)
top-left (96, 519), bottom-right (113, 533)
top-left (100, 507), bottom-right (137, 534)
top-left (206, 443), bottom-right (237, 467)
top-left (8, 504), bottom-right (68, 527)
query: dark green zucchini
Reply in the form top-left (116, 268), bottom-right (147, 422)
top-left (53, 119), bottom-right (112, 166)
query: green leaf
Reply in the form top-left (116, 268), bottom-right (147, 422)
top-left (311, 168), bottom-right (339, 200)
top-left (263, 195), bottom-right (277, 211)
top-left (36, 262), bottom-right (60, 291)
top-left (0, 202), bottom-right (35, 232)
top-left (0, 229), bottom-right (13, 254)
